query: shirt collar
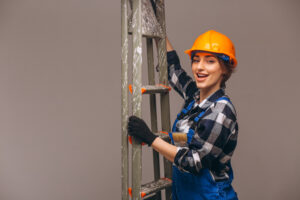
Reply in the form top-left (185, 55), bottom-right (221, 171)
top-left (193, 88), bottom-right (225, 110)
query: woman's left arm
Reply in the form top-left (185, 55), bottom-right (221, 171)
top-left (127, 104), bottom-right (238, 175)
top-left (151, 137), bottom-right (177, 163)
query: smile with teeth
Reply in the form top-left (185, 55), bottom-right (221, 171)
top-left (197, 73), bottom-right (208, 77)
top-left (196, 73), bottom-right (209, 80)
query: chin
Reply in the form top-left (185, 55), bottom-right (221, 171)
top-left (196, 82), bottom-right (219, 91)
top-left (196, 82), bottom-right (207, 89)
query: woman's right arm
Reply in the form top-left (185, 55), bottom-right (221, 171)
top-left (166, 37), bottom-right (198, 100)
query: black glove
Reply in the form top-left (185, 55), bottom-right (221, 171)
top-left (127, 116), bottom-right (158, 146)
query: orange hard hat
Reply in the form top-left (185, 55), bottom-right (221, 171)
top-left (185, 30), bottom-right (237, 67)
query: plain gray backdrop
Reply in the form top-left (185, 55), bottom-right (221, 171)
top-left (0, 0), bottom-right (299, 200)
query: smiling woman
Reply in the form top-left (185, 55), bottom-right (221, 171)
top-left (191, 52), bottom-right (224, 102)
top-left (128, 30), bottom-right (239, 200)
top-left (190, 52), bottom-right (236, 103)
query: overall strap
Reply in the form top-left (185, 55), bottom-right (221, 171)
top-left (181, 100), bottom-right (195, 115)
top-left (215, 96), bottom-right (231, 104)
top-left (172, 99), bottom-right (195, 132)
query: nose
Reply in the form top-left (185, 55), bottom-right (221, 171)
top-left (196, 60), bottom-right (205, 70)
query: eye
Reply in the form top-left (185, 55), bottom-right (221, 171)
top-left (192, 59), bottom-right (200, 63)
top-left (207, 59), bottom-right (216, 64)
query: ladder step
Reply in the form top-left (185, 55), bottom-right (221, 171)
top-left (129, 84), bottom-right (171, 94)
top-left (128, 31), bottom-right (163, 39)
top-left (128, 178), bottom-right (172, 198)
top-left (141, 178), bottom-right (172, 196)
top-left (154, 131), bottom-right (170, 141)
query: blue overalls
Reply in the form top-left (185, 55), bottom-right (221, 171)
top-left (169, 97), bottom-right (238, 200)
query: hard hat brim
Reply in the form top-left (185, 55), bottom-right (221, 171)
top-left (185, 48), bottom-right (238, 67)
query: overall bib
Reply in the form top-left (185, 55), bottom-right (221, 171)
top-left (169, 97), bottom-right (238, 200)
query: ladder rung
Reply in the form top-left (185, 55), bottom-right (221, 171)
top-left (129, 84), bottom-right (171, 94)
top-left (128, 31), bottom-right (163, 39)
top-left (128, 178), bottom-right (172, 198)
top-left (154, 131), bottom-right (170, 141)
top-left (141, 178), bottom-right (172, 197)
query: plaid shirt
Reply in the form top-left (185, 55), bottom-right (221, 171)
top-left (167, 50), bottom-right (239, 181)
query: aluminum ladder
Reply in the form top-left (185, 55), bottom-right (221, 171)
top-left (121, 0), bottom-right (172, 199)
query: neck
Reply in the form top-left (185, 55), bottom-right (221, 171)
top-left (199, 86), bottom-right (221, 103)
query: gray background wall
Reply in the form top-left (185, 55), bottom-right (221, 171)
top-left (0, 0), bottom-right (299, 200)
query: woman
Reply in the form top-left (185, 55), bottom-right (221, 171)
top-left (128, 30), bottom-right (239, 200)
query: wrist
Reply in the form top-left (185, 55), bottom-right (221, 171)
top-left (148, 133), bottom-right (158, 146)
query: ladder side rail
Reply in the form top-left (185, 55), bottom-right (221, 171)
top-left (146, 38), bottom-right (161, 200)
top-left (121, 0), bottom-right (129, 199)
top-left (132, 0), bottom-right (143, 199)
top-left (155, 1), bottom-right (173, 199)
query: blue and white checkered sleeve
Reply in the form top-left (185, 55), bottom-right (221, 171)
top-left (173, 104), bottom-right (237, 174)
top-left (167, 51), bottom-right (198, 100)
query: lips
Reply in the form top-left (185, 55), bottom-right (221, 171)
top-left (196, 73), bottom-right (209, 82)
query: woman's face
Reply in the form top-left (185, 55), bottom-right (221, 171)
top-left (191, 52), bottom-right (224, 91)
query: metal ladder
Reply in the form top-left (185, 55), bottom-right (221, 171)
top-left (121, 0), bottom-right (172, 199)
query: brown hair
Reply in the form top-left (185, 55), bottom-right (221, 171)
top-left (218, 58), bottom-right (236, 88)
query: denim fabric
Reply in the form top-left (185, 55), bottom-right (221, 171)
top-left (172, 166), bottom-right (238, 200)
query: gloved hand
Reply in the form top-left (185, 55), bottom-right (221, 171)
top-left (127, 116), bottom-right (158, 146)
